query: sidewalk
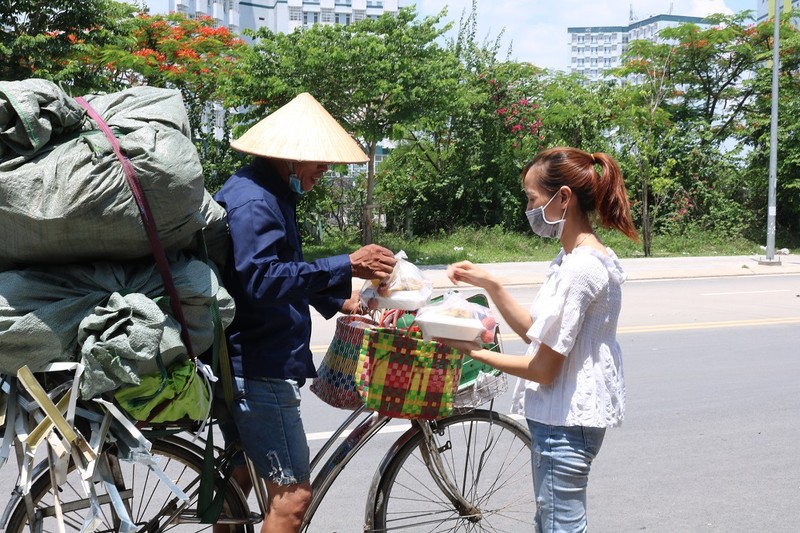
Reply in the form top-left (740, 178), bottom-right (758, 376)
top-left (419, 254), bottom-right (800, 288)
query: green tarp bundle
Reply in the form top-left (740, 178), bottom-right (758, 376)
top-left (0, 79), bottom-right (214, 269)
top-left (0, 79), bottom-right (234, 400)
top-left (0, 257), bottom-right (235, 399)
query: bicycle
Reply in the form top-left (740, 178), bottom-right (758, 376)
top-left (2, 325), bottom-right (534, 532)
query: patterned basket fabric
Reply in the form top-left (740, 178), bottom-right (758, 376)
top-left (356, 327), bottom-right (463, 420)
top-left (310, 315), bottom-right (377, 409)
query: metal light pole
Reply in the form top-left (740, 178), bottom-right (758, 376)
top-left (764, 0), bottom-right (781, 264)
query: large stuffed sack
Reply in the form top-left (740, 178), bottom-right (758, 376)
top-left (0, 78), bottom-right (84, 157)
top-left (0, 256), bottom-right (235, 399)
top-left (0, 80), bottom-right (207, 268)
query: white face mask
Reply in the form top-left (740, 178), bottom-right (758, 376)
top-left (525, 192), bottom-right (566, 239)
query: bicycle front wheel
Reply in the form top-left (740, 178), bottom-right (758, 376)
top-left (5, 436), bottom-right (252, 533)
top-left (370, 409), bottom-right (534, 531)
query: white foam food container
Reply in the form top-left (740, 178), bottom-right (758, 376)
top-left (414, 314), bottom-right (483, 342)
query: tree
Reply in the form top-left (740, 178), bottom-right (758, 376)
top-left (610, 13), bottom-right (774, 254)
top-left (99, 12), bottom-right (247, 186)
top-left (660, 12), bottom-right (770, 147)
top-left (0, 0), bottom-right (136, 93)
top-left (376, 1), bottom-right (549, 236)
top-left (613, 39), bottom-right (678, 256)
top-left (222, 7), bottom-right (459, 244)
top-left (99, 13), bottom-right (246, 137)
top-left (530, 72), bottom-right (616, 153)
top-left (738, 9), bottom-right (800, 241)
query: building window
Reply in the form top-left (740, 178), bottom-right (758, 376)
top-left (604, 46), bottom-right (611, 54)
top-left (604, 58), bottom-right (612, 67)
top-left (289, 7), bottom-right (302, 21)
top-left (591, 58), bottom-right (597, 67)
top-left (577, 47), bottom-right (584, 55)
top-left (591, 35), bottom-right (597, 43)
top-left (321, 8), bottom-right (334, 23)
top-left (337, 12), bottom-right (351, 25)
top-left (577, 35), bottom-right (584, 44)
top-left (352, 9), bottom-right (366, 21)
top-left (577, 58), bottom-right (584, 67)
top-left (590, 46), bottom-right (597, 54)
top-left (304, 11), bottom-right (319, 25)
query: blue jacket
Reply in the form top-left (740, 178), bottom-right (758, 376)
top-left (214, 158), bottom-right (352, 382)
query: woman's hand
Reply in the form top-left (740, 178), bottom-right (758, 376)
top-left (447, 261), bottom-right (497, 290)
top-left (434, 337), bottom-right (482, 355)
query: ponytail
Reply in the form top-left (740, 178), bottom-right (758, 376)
top-left (591, 152), bottom-right (639, 241)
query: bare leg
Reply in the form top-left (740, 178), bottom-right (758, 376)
top-left (260, 479), bottom-right (312, 533)
top-left (214, 465), bottom-right (312, 533)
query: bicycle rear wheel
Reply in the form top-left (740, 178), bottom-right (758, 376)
top-left (5, 436), bottom-right (252, 533)
top-left (370, 409), bottom-right (534, 531)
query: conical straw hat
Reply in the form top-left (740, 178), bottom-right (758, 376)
top-left (230, 93), bottom-right (368, 163)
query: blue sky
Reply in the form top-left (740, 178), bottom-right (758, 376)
top-left (141, 0), bottom-right (759, 70)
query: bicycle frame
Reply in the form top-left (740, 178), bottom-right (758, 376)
top-left (299, 405), bottom-right (391, 530)
top-left (297, 403), bottom-right (492, 530)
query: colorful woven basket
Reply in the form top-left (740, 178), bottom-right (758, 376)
top-left (355, 327), bottom-right (463, 420)
top-left (310, 315), bottom-right (377, 409)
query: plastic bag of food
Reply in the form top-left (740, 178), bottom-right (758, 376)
top-left (359, 251), bottom-right (432, 310)
top-left (414, 291), bottom-right (496, 343)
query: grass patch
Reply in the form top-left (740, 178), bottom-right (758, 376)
top-left (304, 226), bottom-right (765, 265)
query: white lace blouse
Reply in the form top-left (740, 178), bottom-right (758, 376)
top-left (513, 247), bottom-right (627, 428)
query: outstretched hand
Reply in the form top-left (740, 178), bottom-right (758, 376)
top-left (446, 260), bottom-right (497, 290)
top-left (349, 244), bottom-right (396, 280)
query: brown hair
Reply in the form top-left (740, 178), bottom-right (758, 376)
top-left (521, 147), bottom-right (639, 241)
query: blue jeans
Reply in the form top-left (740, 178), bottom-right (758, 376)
top-left (527, 421), bottom-right (606, 533)
top-left (220, 376), bottom-right (311, 485)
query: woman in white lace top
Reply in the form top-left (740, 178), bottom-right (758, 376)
top-left (442, 147), bottom-right (638, 532)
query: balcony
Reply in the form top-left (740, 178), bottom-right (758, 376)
top-left (213, 1), bottom-right (224, 21)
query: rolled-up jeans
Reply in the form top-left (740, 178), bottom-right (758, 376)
top-left (527, 421), bottom-right (606, 533)
top-left (220, 376), bottom-right (311, 485)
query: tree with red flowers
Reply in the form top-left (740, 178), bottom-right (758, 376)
top-left (0, 0), bottom-right (137, 93)
top-left (100, 12), bottom-right (246, 141)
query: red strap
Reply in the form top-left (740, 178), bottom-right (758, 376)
top-left (74, 96), bottom-right (196, 359)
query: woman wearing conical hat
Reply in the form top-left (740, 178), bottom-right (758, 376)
top-left (214, 93), bottom-right (396, 533)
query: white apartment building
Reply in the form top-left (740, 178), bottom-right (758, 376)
top-left (756, 0), bottom-right (799, 22)
top-left (568, 14), bottom-right (706, 82)
top-left (169, 0), bottom-right (399, 36)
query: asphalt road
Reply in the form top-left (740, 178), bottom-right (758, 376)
top-left (301, 274), bottom-right (800, 532)
top-left (1, 274), bottom-right (798, 532)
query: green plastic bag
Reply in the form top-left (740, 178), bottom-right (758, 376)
top-left (114, 358), bottom-right (210, 424)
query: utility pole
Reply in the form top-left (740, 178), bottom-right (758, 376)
top-left (762, 0), bottom-right (782, 265)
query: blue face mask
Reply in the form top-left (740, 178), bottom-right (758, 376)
top-left (289, 174), bottom-right (304, 195)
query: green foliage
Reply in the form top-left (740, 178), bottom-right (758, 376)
top-left (304, 226), bottom-right (760, 265)
top-left (375, 4), bottom-right (545, 236)
top-left (220, 6), bottom-right (458, 243)
top-left (0, 0), bottom-right (136, 93)
top-left (7, 1), bottom-right (797, 256)
top-left (609, 12), bottom-right (781, 255)
top-left (736, 9), bottom-right (800, 238)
